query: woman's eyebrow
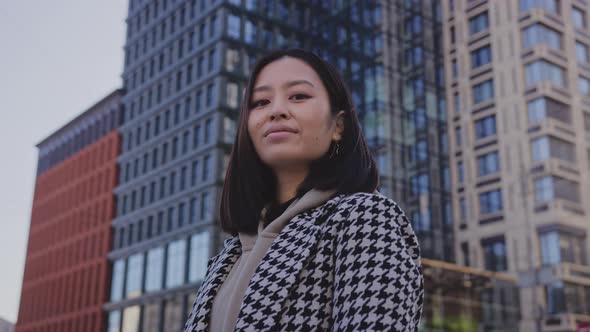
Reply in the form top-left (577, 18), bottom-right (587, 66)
top-left (253, 79), bottom-right (315, 92)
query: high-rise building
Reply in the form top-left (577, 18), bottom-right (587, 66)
top-left (0, 317), bottom-right (15, 332)
top-left (106, 0), bottom-right (520, 331)
top-left (442, 0), bottom-right (590, 330)
top-left (16, 90), bottom-right (122, 332)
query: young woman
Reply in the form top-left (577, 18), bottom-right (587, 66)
top-left (184, 49), bottom-right (423, 331)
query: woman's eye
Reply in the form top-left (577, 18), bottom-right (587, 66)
top-left (290, 93), bottom-right (310, 101)
top-left (251, 99), bottom-right (269, 108)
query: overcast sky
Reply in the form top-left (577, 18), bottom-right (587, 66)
top-left (0, 1), bottom-right (127, 322)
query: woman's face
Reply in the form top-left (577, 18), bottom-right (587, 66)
top-left (247, 57), bottom-right (344, 173)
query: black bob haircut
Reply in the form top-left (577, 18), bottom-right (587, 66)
top-left (219, 48), bottom-right (379, 236)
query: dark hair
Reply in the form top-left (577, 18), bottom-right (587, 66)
top-left (219, 48), bottom-right (379, 236)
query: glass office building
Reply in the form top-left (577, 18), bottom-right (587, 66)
top-left (106, 0), bottom-right (455, 330)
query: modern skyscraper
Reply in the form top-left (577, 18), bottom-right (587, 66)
top-left (443, 0), bottom-right (590, 330)
top-left (16, 90), bottom-right (122, 332)
top-left (107, 0), bottom-right (521, 331)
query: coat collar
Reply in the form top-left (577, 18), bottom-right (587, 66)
top-left (187, 191), bottom-right (347, 331)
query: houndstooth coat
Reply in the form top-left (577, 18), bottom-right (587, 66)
top-left (184, 192), bottom-right (424, 331)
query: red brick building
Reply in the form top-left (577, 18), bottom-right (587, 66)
top-left (16, 90), bottom-right (123, 332)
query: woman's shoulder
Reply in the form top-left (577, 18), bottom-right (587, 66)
top-left (333, 191), bottom-right (404, 216)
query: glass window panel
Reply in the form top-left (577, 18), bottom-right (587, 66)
top-left (521, 23), bottom-right (561, 50)
top-left (110, 259), bottom-right (125, 302)
top-left (145, 247), bottom-right (164, 292)
top-left (121, 306), bottom-right (140, 332)
top-left (125, 253), bottom-right (144, 299)
top-left (142, 302), bottom-right (160, 332)
top-left (166, 239), bottom-right (186, 288)
top-left (189, 232), bottom-right (210, 282)
top-left (227, 14), bottom-right (241, 39)
top-left (525, 60), bottom-right (565, 87)
top-left (576, 42), bottom-right (589, 63)
top-left (479, 189), bottom-right (503, 214)
top-left (573, 7), bottom-right (586, 29)
top-left (469, 12), bottom-right (489, 35)
top-left (163, 296), bottom-right (184, 332)
top-left (472, 79), bottom-right (494, 104)
top-left (579, 76), bottom-right (590, 96)
top-left (108, 311), bottom-right (121, 332)
top-left (483, 237), bottom-right (507, 271)
top-left (520, 0), bottom-right (559, 14)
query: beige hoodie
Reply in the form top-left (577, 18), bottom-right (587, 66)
top-left (209, 189), bottom-right (337, 332)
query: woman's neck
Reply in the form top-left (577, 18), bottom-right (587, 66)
top-left (274, 169), bottom-right (307, 204)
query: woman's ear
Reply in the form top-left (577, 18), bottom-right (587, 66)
top-left (332, 110), bottom-right (345, 141)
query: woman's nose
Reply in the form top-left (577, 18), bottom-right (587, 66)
top-left (269, 100), bottom-right (289, 120)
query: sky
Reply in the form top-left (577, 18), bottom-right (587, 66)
top-left (0, 1), bottom-right (127, 323)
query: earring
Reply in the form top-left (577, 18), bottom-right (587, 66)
top-left (329, 141), bottom-right (341, 159)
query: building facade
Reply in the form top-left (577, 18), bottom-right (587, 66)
top-left (107, 0), bottom-right (522, 331)
top-left (442, 0), bottom-right (590, 330)
top-left (16, 90), bottom-right (122, 332)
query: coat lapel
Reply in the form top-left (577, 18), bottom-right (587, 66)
top-left (185, 237), bottom-right (240, 332)
top-left (234, 194), bottom-right (346, 331)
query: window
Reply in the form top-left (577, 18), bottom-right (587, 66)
top-left (572, 7), bottom-right (586, 29)
top-left (527, 97), bottom-right (571, 124)
top-left (410, 173), bottom-right (429, 195)
top-left (477, 151), bottom-right (500, 176)
top-left (204, 118), bottom-right (213, 144)
top-left (209, 14), bottom-right (217, 37)
top-left (108, 311), bottom-right (121, 332)
top-left (191, 161), bottom-right (199, 186)
top-left (190, 197), bottom-right (199, 223)
top-left (166, 239), bottom-right (186, 288)
top-left (474, 115), bottom-right (496, 139)
top-left (472, 79), bottom-right (494, 104)
top-left (142, 302), bottom-right (159, 332)
top-left (164, 296), bottom-right (183, 331)
top-left (575, 42), bottom-right (588, 63)
top-left (459, 197), bottom-right (467, 223)
top-left (189, 232), bottom-right (210, 282)
top-left (208, 48), bottom-right (216, 72)
top-left (525, 60), bottom-right (565, 87)
top-left (471, 45), bottom-right (492, 69)
top-left (531, 136), bottom-right (575, 162)
top-left (482, 237), bottom-right (507, 271)
top-left (225, 48), bottom-right (240, 73)
top-left (206, 82), bottom-right (214, 107)
top-left (579, 76), bottom-right (590, 96)
top-left (458, 161), bottom-right (464, 183)
top-left (540, 230), bottom-right (586, 265)
top-left (534, 175), bottom-right (581, 203)
top-left (520, 0), bottom-right (559, 15)
top-left (479, 189), bottom-right (503, 214)
top-left (454, 93), bottom-right (460, 113)
top-left (468, 12), bottom-right (489, 35)
top-left (201, 191), bottom-right (212, 220)
top-left (455, 127), bottom-right (462, 146)
top-left (226, 81), bottom-right (239, 109)
top-left (122, 306), bottom-right (140, 332)
top-left (202, 155), bottom-right (211, 181)
top-left (521, 23), bottom-right (561, 50)
top-left (195, 90), bottom-right (202, 113)
top-left (245, 19), bottom-right (256, 44)
top-left (110, 259), bottom-right (125, 301)
top-left (125, 253), bottom-right (144, 299)
top-left (199, 23), bottom-right (205, 44)
top-left (228, 14), bottom-right (241, 39)
top-left (145, 247), bottom-right (164, 292)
